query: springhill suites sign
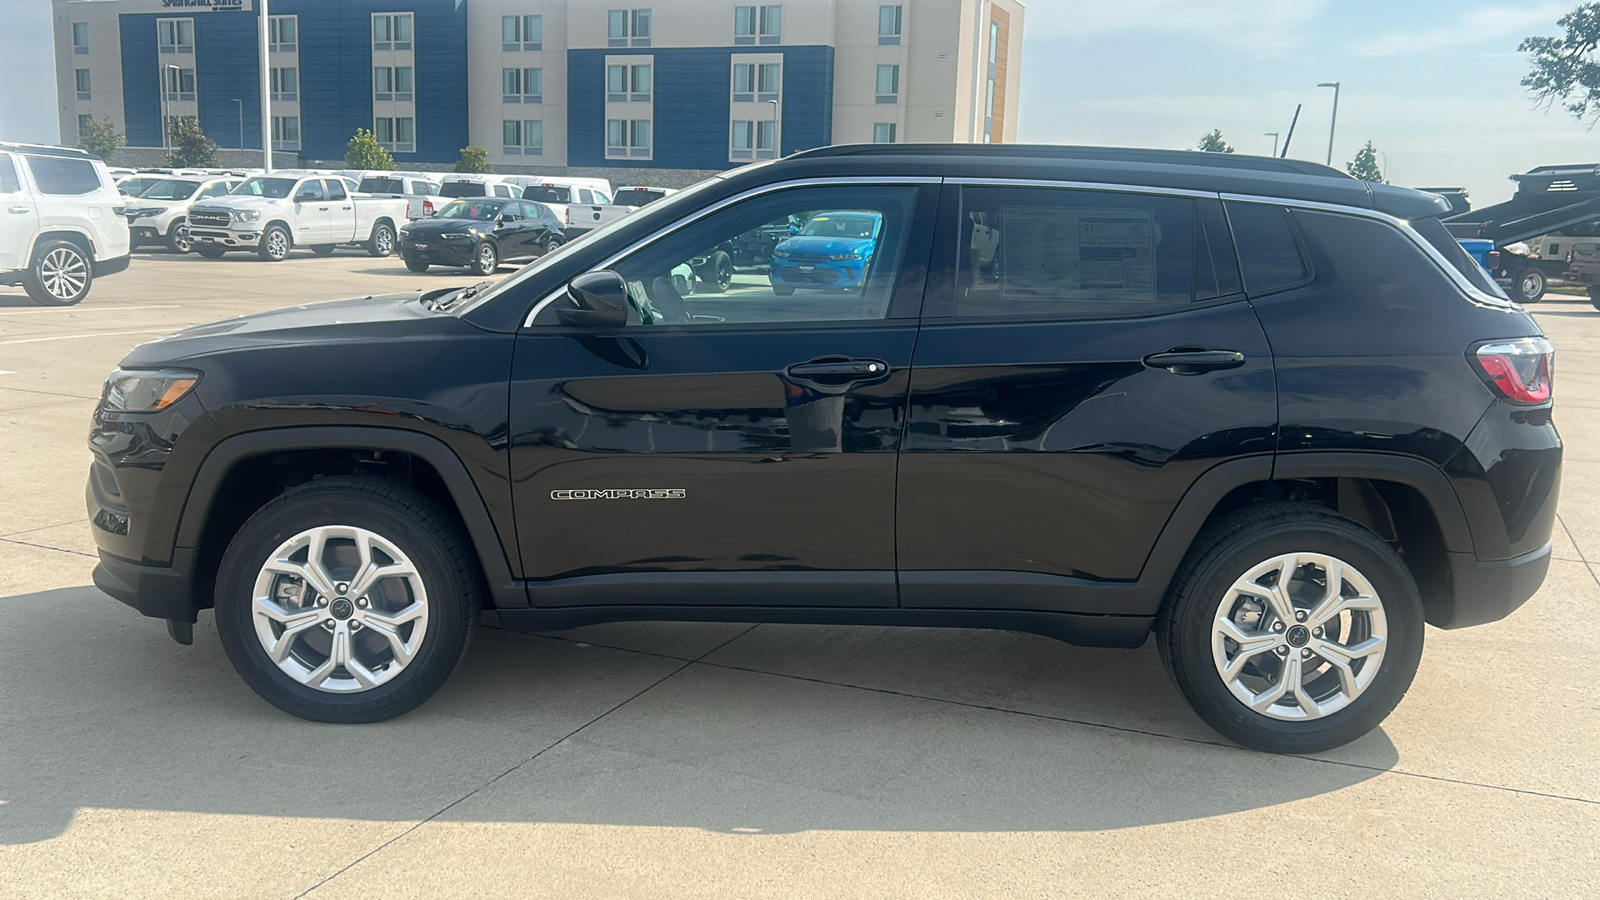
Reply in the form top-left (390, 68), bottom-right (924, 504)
top-left (160, 0), bottom-right (247, 11)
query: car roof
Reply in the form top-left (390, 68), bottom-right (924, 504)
top-left (768, 144), bottom-right (1449, 220)
top-left (0, 142), bottom-right (97, 160)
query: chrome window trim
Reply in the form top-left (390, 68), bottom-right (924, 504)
top-left (521, 175), bottom-right (940, 327)
top-left (1220, 192), bottom-right (1516, 309)
top-left (948, 177), bottom-right (1218, 200)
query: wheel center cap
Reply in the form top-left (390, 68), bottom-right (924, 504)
top-left (1285, 624), bottom-right (1311, 647)
top-left (329, 598), bottom-right (354, 620)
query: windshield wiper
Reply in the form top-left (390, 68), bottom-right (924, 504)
top-left (428, 280), bottom-right (494, 311)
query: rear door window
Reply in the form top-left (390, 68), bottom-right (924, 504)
top-left (24, 155), bottom-right (102, 195)
top-left (948, 185), bottom-right (1198, 318)
top-left (1225, 201), bottom-right (1309, 296)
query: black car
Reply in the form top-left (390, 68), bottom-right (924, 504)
top-left (398, 198), bottom-right (563, 275)
top-left (86, 145), bottom-right (1560, 753)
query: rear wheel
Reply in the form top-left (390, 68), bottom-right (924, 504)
top-left (258, 225), bottom-right (291, 262)
top-left (472, 241), bottom-right (499, 276)
top-left (1589, 286), bottom-right (1600, 311)
top-left (772, 284), bottom-right (796, 296)
top-left (166, 218), bottom-right (192, 253)
top-left (543, 237), bottom-right (562, 256)
top-left (366, 222), bottom-right (396, 258)
top-left (311, 245), bottom-right (337, 257)
top-left (196, 244), bottom-right (227, 259)
top-left (1156, 503), bottom-right (1424, 754)
top-left (23, 240), bottom-right (92, 306)
top-left (405, 260), bottom-right (430, 273)
top-left (213, 478), bottom-right (481, 723)
top-left (703, 250), bottom-right (734, 293)
top-left (1516, 266), bottom-right (1547, 303)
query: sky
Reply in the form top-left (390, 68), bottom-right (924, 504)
top-left (2, 0), bottom-right (1597, 206)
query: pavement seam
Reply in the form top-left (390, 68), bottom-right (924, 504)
top-left (1556, 513), bottom-right (1600, 589)
top-left (514, 627), bottom-right (1600, 808)
top-left (0, 384), bottom-right (101, 401)
top-left (0, 536), bottom-right (95, 558)
top-left (291, 623), bottom-right (759, 899)
top-left (1, 519), bottom-right (88, 539)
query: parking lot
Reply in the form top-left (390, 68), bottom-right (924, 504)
top-left (2, 249), bottom-right (1598, 898)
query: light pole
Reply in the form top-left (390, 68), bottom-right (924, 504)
top-left (765, 98), bottom-right (779, 157)
top-left (1264, 132), bottom-right (1279, 157)
top-left (259, 0), bottom-right (272, 171)
top-left (1317, 81), bottom-right (1340, 166)
top-left (231, 98), bottom-right (243, 151)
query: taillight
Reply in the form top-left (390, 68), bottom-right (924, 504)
top-left (1487, 250), bottom-right (1500, 272)
top-left (1567, 248), bottom-right (1574, 264)
top-left (423, 199), bottom-right (434, 216)
top-left (1473, 337), bottom-right (1554, 404)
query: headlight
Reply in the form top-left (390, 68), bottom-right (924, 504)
top-left (131, 207), bottom-right (166, 218)
top-left (101, 368), bottom-right (201, 413)
top-left (773, 250), bottom-right (791, 259)
top-left (827, 253), bottom-right (862, 261)
top-left (233, 210), bottom-right (260, 222)
top-left (440, 232), bottom-right (473, 240)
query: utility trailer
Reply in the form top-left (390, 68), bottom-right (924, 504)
top-left (1437, 164), bottom-right (1600, 302)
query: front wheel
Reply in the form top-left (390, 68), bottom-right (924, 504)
top-left (703, 250), bottom-right (734, 293)
top-left (24, 240), bottom-right (92, 306)
top-left (405, 259), bottom-right (429, 273)
top-left (1516, 266), bottom-right (1547, 303)
top-left (471, 241), bottom-right (499, 276)
top-left (366, 222), bottom-right (396, 258)
top-left (1156, 503), bottom-right (1424, 754)
top-left (1589, 285), bottom-right (1600, 311)
top-left (196, 244), bottom-right (228, 259)
top-left (310, 245), bottom-right (337, 257)
top-left (772, 284), bottom-right (796, 296)
top-left (257, 224), bottom-right (291, 262)
top-left (213, 478), bottom-right (481, 723)
top-left (167, 218), bottom-right (192, 253)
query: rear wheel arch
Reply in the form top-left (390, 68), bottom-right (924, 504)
top-left (29, 229), bottom-right (95, 266)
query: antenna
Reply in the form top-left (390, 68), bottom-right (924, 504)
top-left (1280, 104), bottom-right (1302, 159)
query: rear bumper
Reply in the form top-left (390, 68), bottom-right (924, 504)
top-left (93, 547), bottom-right (199, 623)
top-left (1436, 543), bottom-right (1551, 629)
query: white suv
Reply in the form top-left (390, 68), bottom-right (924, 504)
top-left (0, 143), bottom-right (130, 306)
top-left (124, 175), bottom-right (242, 253)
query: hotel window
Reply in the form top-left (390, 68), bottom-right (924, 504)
top-left (730, 120), bottom-right (754, 159)
top-left (78, 114), bottom-right (92, 138)
top-left (607, 118), bottom-right (651, 158)
top-left (72, 22), bottom-right (89, 55)
top-left (272, 115), bottom-right (300, 151)
top-left (374, 67), bottom-right (413, 102)
top-left (607, 64), bottom-right (651, 102)
top-left (985, 21), bottom-right (999, 141)
top-left (873, 122), bottom-right (897, 143)
top-left (757, 62), bottom-right (780, 101)
top-left (75, 69), bottom-right (91, 101)
top-left (732, 63), bottom-right (755, 102)
top-left (758, 6), bottom-right (782, 44)
top-left (875, 64), bottom-right (899, 103)
top-left (734, 6), bottom-right (756, 44)
top-left (504, 119), bottom-right (543, 155)
top-left (395, 66), bottom-right (414, 101)
top-left (163, 67), bottom-right (196, 101)
top-left (158, 18), bottom-right (195, 54)
top-left (505, 68), bottom-right (543, 104)
top-left (502, 15), bottom-right (542, 51)
top-left (756, 119), bottom-right (776, 157)
top-left (608, 9), bottom-right (651, 47)
top-left (373, 13), bottom-right (413, 51)
top-left (878, 5), bottom-right (902, 45)
top-left (268, 16), bottom-right (297, 52)
top-left (630, 64), bottom-right (652, 101)
top-left (271, 67), bottom-right (298, 101)
top-left (375, 116), bottom-right (414, 153)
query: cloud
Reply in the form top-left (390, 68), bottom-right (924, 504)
top-left (1361, 3), bottom-right (1571, 57)
top-left (1022, 0), bottom-right (1331, 53)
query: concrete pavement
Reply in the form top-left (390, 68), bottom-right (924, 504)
top-left (2, 251), bottom-right (1597, 898)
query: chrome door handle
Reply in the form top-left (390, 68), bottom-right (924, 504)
top-left (8, 205), bottom-right (29, 214)
top-left (318, 206), bottom-right (329, 211)
top-left (342, 205), bottom-right (352, 210)
top-left (1143, 349), bottom-right (1246, 375)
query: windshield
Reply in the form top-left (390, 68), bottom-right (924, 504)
top-left (614, 189), bottom-right (667, 206)
top-left (523, 186), bottom-right (572, 203)
top-left (118, 177), bottom-right (160, 196)
top-left (137, 179), bottom-right (201, 200)
top-left (231, 177), bottom-right (297, 199)
top-left (440, 182), bottom-right (490, 198)
top-left (436, 199), bottom-right (505, 220)
top-left (798, 214), bottom-right (879, 239)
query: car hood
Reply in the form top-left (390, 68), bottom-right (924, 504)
top-left (120, 292), bottom-right (443, 366)
top-left (192, 195), bottom-right (281, 212)
top-left (775, 235), bottom-right (874, 256)
top-left (403, 218), bottom-right (491, 237)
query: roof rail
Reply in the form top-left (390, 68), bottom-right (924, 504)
top-left (786, 143), bottom-right (1355, 180)
top-left (0, 141), bottom-right (95, 159)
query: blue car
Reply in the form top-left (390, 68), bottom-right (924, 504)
top-left (769, 211), bottom-right (883, 295)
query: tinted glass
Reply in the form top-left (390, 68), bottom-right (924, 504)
top-left (325, 179), bottom-right (347, 201)
top-left (954, 186), bottom-right (1197, 318)
top-left (234, 177), bottom-right (296, 199)
top-left (359, 177), bottom-right (405, 194)
top-left (440, 182), bottom-right (488, 198)
top-left (437, 199), bottom-right (504, 220)
top-left (614, 188), bottom-right (666, 206)
top-left (523, 186), bottom-right (571, 203)
top-left (1295, 209), bottom-right (1467, 316)
top-left (1411, 215), bottom-right (1508, 299)
top-left (0, 155), bottom-right (18, 193)
top-left (594, 185), bottom-right (919, 327)
top-left (1226, 202), bottom-right (1308, 295)
top-left (138, 179), bottom-right (201, 200)
top-left (25, 156), bottom-right (101, 195)
top-left (1197, 197), bottom-right (1242, 298)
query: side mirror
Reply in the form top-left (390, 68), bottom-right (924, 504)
top-left (558, 270), bottom-right (630, 327)
top-left (295, 191), bottom-right (318, 202)
top-left (788, 224), bottom-right (800, 235)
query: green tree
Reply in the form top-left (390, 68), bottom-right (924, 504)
top-left (1346, 141), bottom-right (1385, 183)
top-left (454, 146), bottom-right (492, 174)
top-left (167, 116), bottom-right (218, 168)
top-left (1197, 129), bottom-right (1235, 153)
top-left (1522, 4), bottom-right (1600, 120)
top-left (344, 128), bottom-right (395, 170)
top-left (78, 115), bottom-right (124, 163)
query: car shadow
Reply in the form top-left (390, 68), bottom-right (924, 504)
top-left (0, 585), bottom-right (1398, 845)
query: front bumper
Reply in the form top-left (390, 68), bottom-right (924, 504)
top-left (93, 547), bottom-right (200, 623)
top-left (191, 228), bottom-right (261, 248)
top-left (771, 260), bottom-right (863, 288)
top-left (1436, 543), bottom-right (1551, 628)
top-left (400, 238), bottom-right (476, 266)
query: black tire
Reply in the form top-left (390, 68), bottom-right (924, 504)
top-left (23, 239), bottom-right (93, 306)
top-left (1516, 266), bottom-right (1546, 303)
top-left (703, 250), bottom-right (733, 293)
top-left (772, 283), bottom-right (796, 296)
top-left (471, 241), bottom-right (499, 276)
top-left (405, 259), bottom-right (430, 273)
top-left (311, 244), bottom-right (337, 257)
top-left (366, 222), bottom-right (396, 258)
top-left (543, 237), bottom-right (561, 256)
top-left (166, 218), bottom-right (192, 254)
top-left (258, 224), bottom-right (291, 261)
top-left (1155, 503), bottom-right (1425, 754)
top-left (213, 477), bottom-right (482, 723)
top-left (196, 244), bottom-right (228, 259)
top-left (1589, 286), bottom-right (1600, 311)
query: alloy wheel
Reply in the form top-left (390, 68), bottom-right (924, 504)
top-left (376, 227), bottom-right (393, 255)
top-left (1210, 552), bottom-right (1388, 721)
top-left (39, 247), bottom-right (88, 301)
top-left (266, 230), bottom-right (289, 260)
top-left (250, 525), bottom-right (430, 694)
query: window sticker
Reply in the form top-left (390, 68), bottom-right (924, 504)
top-left (999, 206), bottom-right (1158, 302)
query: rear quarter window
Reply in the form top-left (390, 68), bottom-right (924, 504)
top-left (1410, 215), bottom-right (1507, 299)
top-left (25, 155), bottom-right (102, 195)
top-left (0, 155), bottom-right (20, 193)
top-left (1293, 209), bottom-right (1464, 314)
top-left (1225, 202), bottom-right (1308, 295)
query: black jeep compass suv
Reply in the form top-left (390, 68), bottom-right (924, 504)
top-left (87, 146), bottom-right (1560, 753)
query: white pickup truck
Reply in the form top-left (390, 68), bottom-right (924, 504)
top-left (187, 173), bottom-right (407, 261)
top-left (518, 179), bottom-right (632, 235)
